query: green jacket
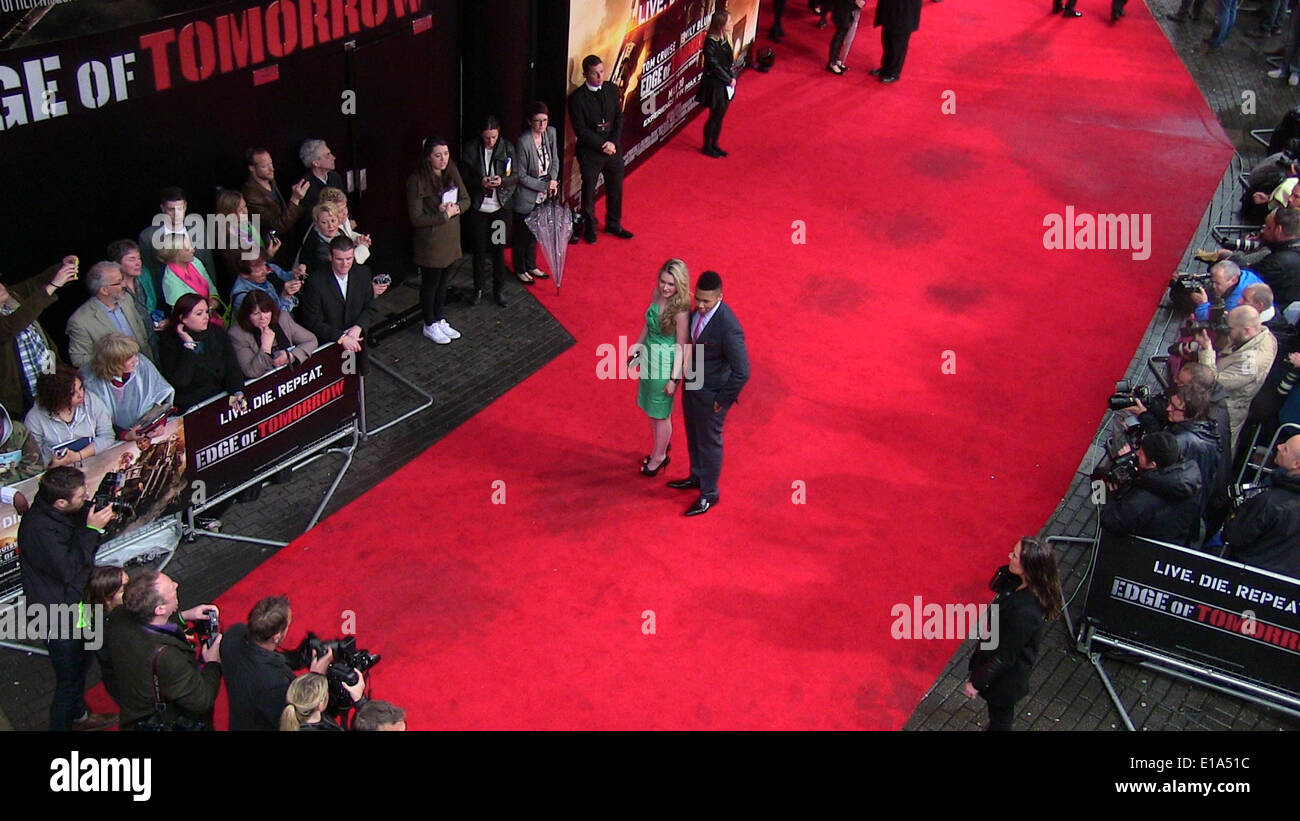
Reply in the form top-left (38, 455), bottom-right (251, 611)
top-left (105, 607), bottom-right (223, 728)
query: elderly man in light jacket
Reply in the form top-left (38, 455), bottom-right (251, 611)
top-left (1194, 305), bottom-right (1278, 454)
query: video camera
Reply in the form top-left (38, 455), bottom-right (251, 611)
top-left (284, 633), bottom-right (382, 714)
top-left (1172, 271), bottom-right (1213, 291)
top-left (1108, 379), bottom-right (1156, 412)
top-left (1228, 482), bottom-right (1268, 513)
top-left (1089, 414), bottom-right (1145, 489)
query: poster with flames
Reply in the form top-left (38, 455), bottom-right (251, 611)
top-left (564, 0), bottom-right (760, 203)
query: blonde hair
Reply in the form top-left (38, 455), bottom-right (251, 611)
top-left (156, 234), bottom-right (195, 265)
top-left (279, 673), bottom-right (329, 731)
top-left (318, 187), bottom-right (347, 208)
top-left (657, 258), bottom-right (691, 334)
top-left (89, 333), bottom-right (140, 379)
top-left (312, 203), bottom-right (341, 222)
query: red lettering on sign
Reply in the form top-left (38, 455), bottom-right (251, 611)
top-left (360, 0), bottom-right (388, 27)
top-left (216, 8), bottom-right (267, 72)
top-left (138, 29), bottom-right (177, 92)
top-left (178, 21), bottom-right (218, 83)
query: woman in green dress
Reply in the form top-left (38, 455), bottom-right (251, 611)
top-left (632, 259), bottom-right (692, 476)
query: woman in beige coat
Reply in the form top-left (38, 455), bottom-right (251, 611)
top-left (406, 137), bottom-right (470, 345)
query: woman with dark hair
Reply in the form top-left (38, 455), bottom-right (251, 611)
top-left (23, 365), bottom-right (116, 467)
top-left (965, 537), bottom-right (1063, 730)
top-left (84, 565), bottom-right (129, 707)
top-left (213, 189), bottom-right (282, 297)
top-left (461, 115), bottom-right (516, 304)
top-left (513, 102), bottom-right (559, 285)
top-left (696, 11), bottom-right (738, 157)
top-left (158, 293), bottom-right (247, 412)
top-left (406, 136), bottom-right (470, 344)
top-left (228, 289), bottom-right (318, 379)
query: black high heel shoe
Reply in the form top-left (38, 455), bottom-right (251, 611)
top-left (641, 454), bottom-right (671, 477)
top-left (642, 443), bottom-right (671, 465)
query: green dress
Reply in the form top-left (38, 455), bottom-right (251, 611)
top-left (637, 303), bottom-right (677, 420)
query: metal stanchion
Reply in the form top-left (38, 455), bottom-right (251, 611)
top-left (358, 361), bottom-right (435, 438)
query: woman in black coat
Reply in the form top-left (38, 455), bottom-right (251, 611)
top-left (696, 11), bottom-right (737, 158)
top-left (158, 293), bottom-right (247, 412)
top-left (965, 537), bottom-right (1063, 730)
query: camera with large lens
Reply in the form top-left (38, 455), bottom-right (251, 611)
top-left (1108, 379), bottom-right (1153, 412)
top-left (91, 472), bottom-right (135, 517)
top-left (1218, 236), bottom-right (1262, 253)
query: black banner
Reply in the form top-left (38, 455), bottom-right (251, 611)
top-left (181, 343), bottom-right (359, 502)
top-left (1083, 534), bottom-right (1300, 697)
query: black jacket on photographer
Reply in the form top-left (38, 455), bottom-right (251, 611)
top-left (1248, 318), bottom-right (1300, 440)
top-left (1101, 460), bottom-right (1203, 546)
top-left (17, 495), bottom-right (101, 608)
top-left (1224, 469), bottom-right (1300, 578)
top-left (1136, 415), bottom-right (1224, 514)
top-left (105, 607), bottom-right (222, 729)
top-left (219, 622), bottom-right (294, 731)
top-left (967, 567), bottom-right (1045, 709)
top-left (1230, 240), bottom-right (1300, 309)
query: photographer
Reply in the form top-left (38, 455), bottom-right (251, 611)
top-left (1129, 382), bottom-right (1229, 528)
top-left (1211, 209), bottom-right (1300, 309)
top-left (353, 700), bottom-right (407, 731)
top-left (1194, 305), bottom-right (1278, 450)
top-left (18, 466), bottom-right (118, 731)
top-left (280, 671), bottom-right (365, 731)
top-left (105, 570), bottom-right (221, 730)
top-left (220, 595), bottom-right (332, 731)
top-left (1100, 431), bottom-right (1204, 546)
top-left (1224, 431), bottom-right (1300, 577)
top-left (1187, 261), bottom-right (1262, 323)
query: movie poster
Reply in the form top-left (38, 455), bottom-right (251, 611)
top-left (0, 417), bottom-right (189, 602)
top-left (564, 0), bottom-right (760, 203)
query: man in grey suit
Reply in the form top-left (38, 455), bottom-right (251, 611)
top-left (668, 270), bottom-right (750, 516)
top-left (66, 261), bottom-right (156, 367)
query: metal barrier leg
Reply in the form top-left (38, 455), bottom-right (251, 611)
top-left (360, 361), bottom-right (435, 438)
top-left (1079, 626), bottom-right (1138, 732)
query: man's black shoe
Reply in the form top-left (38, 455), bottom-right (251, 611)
top-left (684, 497), bottom-right (715, 517)
top-left (605, 226), bottom-right (634, 239)
top-left (869, 68), bottom-right (883, 76)
top-left (1062, 9), bottom-right (1082, 16)
top-left (881, 74), bottom-right (900, 83)
top-left (667, 477), bottom-right (700, 490)
top-left (471, 289), bottom-right (483, 306)
top-left (583, 229), bottom-right (598, 244)
top-left (568, 233), bottom-right (581, 245)
top-left (494, 292), bottom-right (507, 307)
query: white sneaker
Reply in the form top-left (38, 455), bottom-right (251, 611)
top-left (1269, 67), bottom-right (1286, 79)
top-left (422, 322), bottom-right (450, 344)
top-left (1290, 73), bottom-right (1299, 87)
top-left (439, 318), bottom-right (461, 339)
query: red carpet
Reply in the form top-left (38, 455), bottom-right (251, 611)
top-left (209, 1), bottom-right (1232, 729)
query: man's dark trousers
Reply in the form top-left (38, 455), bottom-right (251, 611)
top-left (48, 637), bottom-right (90, 730)
top-left (682, 389), bottom-right (729, 502)
top-left (577, 150), bottom-right (625, 233)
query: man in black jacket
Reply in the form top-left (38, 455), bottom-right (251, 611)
top-left (667, 271), bottom-right (750, 516)
top-left (18, 466), bottom-right (118, 730)
top-left (1131, 382), bottom-right (1227, 525)
top-left (298, 237), bottom-right (387, 357)
top-left (1101, 431), bottom-right (1204, 546)
top-left (1221, 208), bottom-right (1300, 310)
top-left (872, 0), bottom-right (923, 83)
top-left (1225, 432), bottom-right (1300, 578)
top-left (568, 55), bottom-right (633, 244)
top-left (106, 570), bottom-right (221, 729)
top-left (221, 595), bottom-right (332, 730)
